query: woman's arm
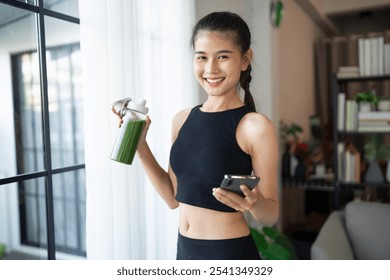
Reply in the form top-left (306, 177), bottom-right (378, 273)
top-left (244, 113), bottom-right (279, 224)
top-left (212, 113), bottom-right (279, 225)
top-left (136, 109), bottom-right (191, 209)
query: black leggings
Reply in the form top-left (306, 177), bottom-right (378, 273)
top-left (176, 232), bottom-right (261, 260)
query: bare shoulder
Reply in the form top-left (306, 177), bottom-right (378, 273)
top-left (172, 108), bottom-right (191, 128)
top-left (236, 112), bottom-right (277, 155)
top-left (240, 112), bottom-right (276, 136)
top-left (171, 108), bottom-right (192, 140)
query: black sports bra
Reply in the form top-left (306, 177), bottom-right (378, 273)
top-left (169, 105), bottom-right (254, 212)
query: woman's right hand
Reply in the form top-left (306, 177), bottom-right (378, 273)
top-left (111, 107), bottom-right (124, 128)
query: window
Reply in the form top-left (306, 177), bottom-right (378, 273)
top-left (0, 0), bottom-right (85, 260)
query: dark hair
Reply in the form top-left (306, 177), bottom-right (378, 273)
top-left (191, 11), bottom-right (256, 111)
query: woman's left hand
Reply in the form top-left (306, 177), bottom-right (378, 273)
top-left (212, 185), bottom-right (258, 212)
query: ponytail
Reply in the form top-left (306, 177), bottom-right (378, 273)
top-left (240, 65), bottom-right (256, 112)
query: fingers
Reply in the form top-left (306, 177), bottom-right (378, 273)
top-left (212, 185), bottom-right (257, 212)
top-left (145, 115), bottom-right (151, 128)
top-left (111, 107), bottom-right (124, 127)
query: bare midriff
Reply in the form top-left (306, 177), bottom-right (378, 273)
top-left (179, 203), bottom-right (250, 239)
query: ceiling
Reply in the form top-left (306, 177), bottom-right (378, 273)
top-left (320, 0), bottom-right (390, 16)
top-left (295, 0), bottom-right (390, 35)
top-left (2, 0), bottom-right (390, 34)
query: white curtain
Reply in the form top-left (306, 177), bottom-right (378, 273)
top-left (79, 0), bottom-right (197, 259)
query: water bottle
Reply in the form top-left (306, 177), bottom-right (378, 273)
top-left (110, 98), bottom-right (149, 165)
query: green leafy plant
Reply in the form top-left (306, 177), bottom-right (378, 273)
top-left (279, 120), bottom-right (303, 143)
top-left (250, 227), bottom-right (297, 260)
top-left (0, 243), bottom-right (5, 259)
top-left (364, 135), bottom-right (390, 161)
top-left (355, 91), bottom-right (378, 105)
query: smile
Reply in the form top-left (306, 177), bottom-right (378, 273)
top-left (205, 77), bottom-right (225, 84)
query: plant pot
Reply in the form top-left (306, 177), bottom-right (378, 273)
top-left (358, 102), bottom-right (372, 112)
top-left (378, 100), bottom-right (390, 112)
top-left (386, 160), bottom-right (390, 182)
top-left (0, 243), bottom-right (5, 259)
top-left (364, 160), bottom-right (384, 183)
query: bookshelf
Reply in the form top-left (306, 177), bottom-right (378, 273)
top-left (332, 74), bottom-right (390, 209)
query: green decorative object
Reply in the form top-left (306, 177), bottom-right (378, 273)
top-left (270, 1), bottom-right (284, 28)
top-left (364, 135), bottom-right (390, 184)
top-left (251, 227), bottom-right (297, 260)
top-left (355, 91), bottom-right (378, 106)
top-left (364, 135), bottom-right (390, 161)
top-left (0, 243), bottom-right (5, 259)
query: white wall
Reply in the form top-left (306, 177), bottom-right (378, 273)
top-left (277, 0), bottom-right (326, 142)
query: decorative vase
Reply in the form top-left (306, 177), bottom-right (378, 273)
top-left (378, 100), bottom-right (390, 112)
top-left (294, 160), bottom-right (306, 180)
top-left (281, 143), bottom-right (291, 180)
top-left (364, 160), bottom-right (384, 183)
top-left (386, 160), bottom-right (390, 183)
top-left (290, 155), bottom-right (298, 178)
top-left (358, 102), bottom-right (371, 112)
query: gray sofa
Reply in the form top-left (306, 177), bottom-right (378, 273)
top-left (311, 200), bottom-right (390, 260)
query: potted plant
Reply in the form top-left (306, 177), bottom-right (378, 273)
top-left (355, 91), bottom-right (378, 112)
top-left (0, 243), bottom-right (5, 259)
top-left (364, 135), bottom-right (390, 183)
top-left (279, 120), bottom-right (303, 144)
top-left (250, 226), bottom-right (297, 260)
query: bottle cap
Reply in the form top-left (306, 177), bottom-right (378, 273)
top-left (127, 99), bottom-right (149, 114)
top-left (111, 98), bottom-right (132, 117)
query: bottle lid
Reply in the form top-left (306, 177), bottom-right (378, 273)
top-left (111, 98), bottom-right (132, 117)
top-left (127, 99), bottom-right (149, 114)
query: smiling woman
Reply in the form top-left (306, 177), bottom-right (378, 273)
top-left (133, 11), bottom-right (279, 260)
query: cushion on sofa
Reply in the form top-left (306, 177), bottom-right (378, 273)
top-left (345, 201), bottom-right (390, 260)
top-left (311, 211), bottom-right (354, 260)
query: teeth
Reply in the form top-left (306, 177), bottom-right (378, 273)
top-left (206, 78), bottom-right (224, 84)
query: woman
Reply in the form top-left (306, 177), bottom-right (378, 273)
top-left (136, 11), bottom-right (279, 260)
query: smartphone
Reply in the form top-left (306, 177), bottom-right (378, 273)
top-left (220, 174), bottom-right (260, 197)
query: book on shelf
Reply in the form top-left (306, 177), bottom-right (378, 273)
top-left (371, 37), bottom-right (378, 76)
top-left (357, 111), bottom-right (390, 132)
top-left (357, 126), bottom-right (390, 132)
top-left (363, 38), bottom-right (371, 76)
top-left (358, 121), bottom-right (390, 126)
top-left (345, 100), bottom-right (358, 131)
top-left (358, 35), bottom-right (387, 76)
top-left (337, 66), bottom-right (359, 78)
top-left (348, 143), bottom-right (361, 183)
top-left (358, 111), bottom-right (390, 121)
top-left (337, 142), bottom-right (345, 181)
top-left (378, 37), bottom-right (384, 76)
top-left (385, 43), bottom-right (390, 75)
top-left (358, 38), bottom-right (364, 76)
top-left (338, 142), bottom-right (361, 183)
top-left (337, 93), bottom-right (345, 131)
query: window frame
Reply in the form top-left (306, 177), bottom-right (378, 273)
top-left (0, 0), bottom-right (84, 260)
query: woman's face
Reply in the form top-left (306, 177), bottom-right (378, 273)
top-left (193, 31), bottom-right (250, 98)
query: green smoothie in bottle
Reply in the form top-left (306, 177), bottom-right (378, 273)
top-left (111, 99), bottom-right (148, 165)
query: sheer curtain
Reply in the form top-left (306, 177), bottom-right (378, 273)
top-left (79, 0), bottom-right (197, 259)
